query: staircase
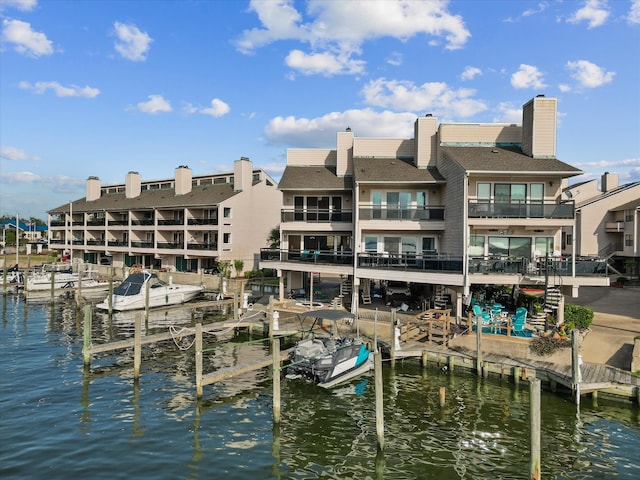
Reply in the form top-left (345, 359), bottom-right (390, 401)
top-left (433, 285), bottom-right (448, 309)
top-left (337, 277), bottom-right (352, 307)
top-left (361, 279), bottom-right (372, 305)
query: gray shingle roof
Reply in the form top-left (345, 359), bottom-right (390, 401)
top-left (353, 157), bottom-right (445, 183)
top-left (278, 166), bottom-right (353, 190)
top-left (441, 146), bottom-right (583, 175)
top-left (48, 183), bottom-right (237, 214)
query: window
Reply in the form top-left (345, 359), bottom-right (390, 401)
top-left (364, 236), bottom-right (378, 252)
top-left (223, 233), bottom-right (231, 244)
top-left (534, 237), bottom-right (553, 258)
top-left (495, 184), bottom-right (526, 203)
top-left (625, 234), bottom-right (633, 247)
top-left (477, 183), bottom-right (491, 201)
top-left (422, 237), bottom-right (436, 254)
top-left (469, 235), bottom-right (484, 256)
top-left (223, 207), bottom-right (231, 218)
top-left (386, 192), bottom-right (399, 219)
top-left (372, 191), bottom-right (382, 219)
top-left (488, 237), bottom-right (531, 258)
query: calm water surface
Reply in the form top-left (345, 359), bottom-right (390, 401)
top-left (1, 295), bottom-right (639, 479)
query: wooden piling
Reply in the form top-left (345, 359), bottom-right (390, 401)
top-left (374, 351), bottom-right (385, 451)
top-left (49, 271), bottom-right (56, 304)
top-left (439, 386), bottom-right (446, 407)
top-left (82, 305), bottom-right (92, 365)
top-left (389, 310), bottom-right (396, 367)
top-left (134, 313), bottom-right (142, 378)
top-left (108, 268), bottom-right (114, 314)
top-left (571, 329), bottom-right (581, 405)
top-left (476, 319), bottom-right (482, 377)
top-left (514, 367), bottom-right (521, 385)
top-left (195, 323), bottom-right (203, 398)
top-left (272, 337), bottom-right (281, 424)
top-left (145, 280), bottom-right (150, 322)
top-left (421, 351), bottom-right (428, 369)
top-left (448, 355), bottom-right (455, 372)
top-left (530, 378), bottom-right (541, 480)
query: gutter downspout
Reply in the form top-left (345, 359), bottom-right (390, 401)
top-left (351, 181), bottom-right (360, 316)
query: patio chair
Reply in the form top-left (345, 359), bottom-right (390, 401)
top-left (472, 304), bottom-right (491, 326)
top-left (511, 307), bottom-right (528, 336)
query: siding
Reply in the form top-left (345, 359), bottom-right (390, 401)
top-left (439, 124), bottom-right (522, 145)
top-left (287, 149), bottom-right (337, 166)
top-left (353, 138), bottom-right (414, 158)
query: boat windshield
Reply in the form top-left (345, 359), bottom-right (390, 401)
top-left (113, 272), bottom-right (165, 296)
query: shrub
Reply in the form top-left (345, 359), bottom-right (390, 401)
top-left (529, 335), bottom-right (570, 356)
top-left (564, 304), bottom-right (594, 330)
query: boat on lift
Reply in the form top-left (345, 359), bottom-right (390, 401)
top-left (96, 269), bottom-right (203, 311)
top-left (285, 309), bottom-right (373, 388)
top-left (25, 263), bottom-right (109, 292)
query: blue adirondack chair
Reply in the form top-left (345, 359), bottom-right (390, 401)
top-left (472, 304), bottom-right (491, 326)
top-left (511, 307), bottom-right (528, 336)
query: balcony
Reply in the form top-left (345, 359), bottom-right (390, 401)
top-left (86, 239), bottom-right (105, 246)
top-left (605, 221), bottom-right (625, 233)
top-left (158, 219), bottom-right (184, 226)
top-left (468, 201), bottom-right (574, 219)
top-left (188, 218), bottom-right (219, 226)
top-left (107, 220), bottom-right (128, 226)
top-left (358, 252), bottom-right (462, 273)
top-left (260, 248), bottom-right (353, 265)
top-left (107, 240), bottom-right (128, 247)
top-left (50, 220), bottom-right (65, 227)
top-left (131, 241), bottom-right (154, 248)
top-left (87, 219), bottom-right (106, 226)
top-left (157, 242), bottom-right (183, 249)
top-left (187, 242), bottom-right (218, 251)
top-left (359, 206), bottom-right (444, 221)
top-left (469, 256), bottom-right (607, 276)
top-left (131, 219), bottom-right (154, 226)
top-left (281, 208), bottom-right (353, 223)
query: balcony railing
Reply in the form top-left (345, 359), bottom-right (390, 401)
top-left (188, 218), bottom-right (219, 226)
top-left (50, 220), bottom-right (65, 227)
top-left (260, 248), bottom-right (353, 265)
top-left (157, 219), bottom-right (184, 226)
top-left (156, 242), bottom-right (183, 249)
top-left (358, 252), bottom-right (462, 273)
top-left (131, 241), bottom-right (154, 248)
top-left (86, 239), bottom-right (105, 246)
top-left (469, 256), bottom-right (607, 276)
top-left (187, 242), bottom-right (218, 251)
top-left (86, 219), bottom-right (106, 226)
top-left (107, 240), bottom-right (128, 247)
top-left (281, 208), bottom-right (353, 223)
top-left (359, 206), bottom-right (445, 221)
top-left (108, 220), bottom-right (128, 226)
top-left (131, 219), bottom-right (154, 226)
top-left (468, 201), bottom-right (574, 219)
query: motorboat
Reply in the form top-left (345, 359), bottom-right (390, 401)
top-left (25, 264), bottom-right (108, 292)
top-left (285, 309), bottom-right (373, 388)
top-left (96, 269), bottom-right (203, 311)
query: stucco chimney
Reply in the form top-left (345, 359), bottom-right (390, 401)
top-left (336, 128), bottom-right (354, 177)
top-left (234, 157), bottom-right (252, 192)
top-left (601, 172), bottom-right (619, 192)
top-left (86, 176), bottom-right (101, 202)
top-left (521, 95), bottom-right (557, 158)
top-left (175, 165), bottom-right (192, 195)
top-left (414, 114), bottom-right (438, 168)
top-left (125, 171), bottom-right (141, 199)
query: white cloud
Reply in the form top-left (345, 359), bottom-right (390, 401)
top-left (493, 103), bottom-right (522, 124)
top-left (0, 170), bottom-right (83, 192)
top-left (386, 52), bottom-right (403, 67)
top-left (113, 22), bottom-right (152, 61)
top-left (236, 0), bottom-right (470, 76)
top-left (360, 78), bottom-right (487, 119)
top-left (567, 0), bottom-right (610, 28)
top-left (184, 98), bottom-right (231, 118)
top-left (18, 80), bottom-right (100, 98)
top-left (521, 2), bottom-right (549, 17)
top-left (1, 19), bottom-right (53, 57)
top-left (136, 95), bottom-right (172, 114)
top-left (1, 0), bottom-right (38, 11)
top-left (627, 0), bottom-right (640, 24)
top-left (0, 145), bottom-right (39, 161)
top-left (510, 64), bottom-right (547, 89)
top-left (264, 108), bottom-right (418, 147)
top-left (566, 60), bottom-right (614, 88)
top-left (285, 49), bottom-right (365, 76)
top-left (461, 66), bottom-right (482, 81)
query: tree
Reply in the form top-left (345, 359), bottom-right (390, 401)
top-left (267, 226), bottom-right (280, 248)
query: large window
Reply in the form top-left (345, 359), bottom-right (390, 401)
top-left (495, 184), bottom-right (526, 203)
top-left (488, 237), bottom-right (531, 258)
top-left (534, 237), bottom-right (554, 257)
top-left (469, 235), bottom-right (485, 256)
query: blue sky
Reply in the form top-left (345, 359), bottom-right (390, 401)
top-left (1, 0), bottom-right (639, 221)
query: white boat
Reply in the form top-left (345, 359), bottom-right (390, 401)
top-left (96, 270), bottom-right (203, 311)
top-left (285, 310), bottom-right (373, 388)
top-left (1, 264), bottom-right (24, 287)
top-left (25, 265), bottom-right (110, 292)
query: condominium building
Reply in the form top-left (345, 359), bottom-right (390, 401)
top-left (562, 174), bottom-right (640, 278)
top-left (260, 96), bottom-right (610, 319)
top-left (47, 157), bottom-right (281, 274)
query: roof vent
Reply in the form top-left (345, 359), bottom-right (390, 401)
top-left (345, 127), bottom-right (351, 132)
top-left (425, 113), bottom-right (433, 117)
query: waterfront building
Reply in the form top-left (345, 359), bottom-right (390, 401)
top-left (47, 157), bottom-right (281, 274)
top-left (562, 174), bottom-right (640, 278)
top-left (260, 96), bottom-right (610, 320)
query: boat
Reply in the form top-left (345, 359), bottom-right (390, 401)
top-left (1, 264), bottom-right (24, 286)
top-left (285, 309), bottom-right (373, 388)
top-left (24, 263), bottom-right (110, 292)
top-left (96, 269), bottom-right (203, 311)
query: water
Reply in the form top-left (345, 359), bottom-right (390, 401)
top-left (1, 295), bottom-right (639, 480)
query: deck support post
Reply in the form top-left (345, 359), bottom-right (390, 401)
top-left (82, 305), bottom-right (92, 365)
top-left (476, 319), bottom-right (482, 377)
top-left (571, 329), bottom-right (581, 405)
top-left (389, 310), bottom-right (396, 368)
top-left (134, 312), bottom-right (142, 378)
